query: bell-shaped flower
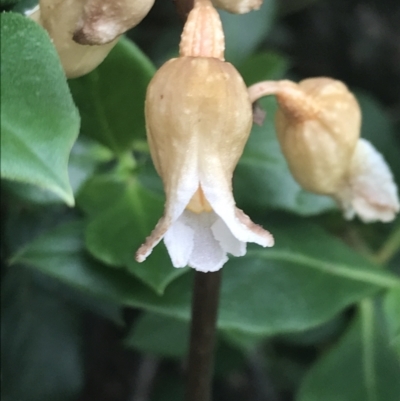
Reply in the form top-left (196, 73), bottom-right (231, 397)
top-left (248, 78), bottom-right (400, 222)
top-left (135, 0), bottom-right (274, 272)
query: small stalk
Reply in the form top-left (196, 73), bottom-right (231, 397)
top-left (185, 270), bottom-right (222, 401)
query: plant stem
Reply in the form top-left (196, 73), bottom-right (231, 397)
top-left (374, 223), bottom-right (400, 265)
top-left (185, 270), bottom-right (222, 401)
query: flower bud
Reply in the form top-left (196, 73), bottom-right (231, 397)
top-left (37, 0), bottom-right (118, 78)
top-left (212, 0), bottom-right (263, 13)
top-left (136, 0), bottom-right (273, 272)
top-left (248, 77), bottom-right (399, 222)
top-left (73, 0), bottom-right (155, 46)
top-left (274, 78), bottom-right (361, 195)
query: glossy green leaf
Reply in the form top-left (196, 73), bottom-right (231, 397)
top-left (220, 0), bottom-right (277, 64)
top-left (297, 300), bottom-right (400, 401)
top-left (2, 136), bottom-right (113, 205)
top-left (1, 267), bottom-right (83, 401)
top-left (68, 37), bottom-right (155, 155)
top-left (235, 96), bottom-right (336, 215)
top-left (12, 220), bottom-right (399, 337)
top-left (384, 288), bottom-right (400, 356)
top-left (78, 173), bottom-right (187, 294)
top-left (1, 13), bottom-right (80, 205)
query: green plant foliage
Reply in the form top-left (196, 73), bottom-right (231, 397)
top-left (384, 288), bottom-right (400, 356)
top-left (297, 300), bottom-right (400, 401)
top-left (1, 267), bottom-right (84, 401)
top-left (77, 172), bottom-right (187, 293)
top-left (125, 312), bottom-right (190, 358)
top-left (68, 37), bottom-right (155, 155)
top-left (220, 0), bottom-right (277, 64)
top-left (12, 220), bottom-right (399, 336)
top-left (0, 13), bottom-right (80, 206)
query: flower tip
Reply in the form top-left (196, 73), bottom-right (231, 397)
top-left (335, 139), bottom-right (400, 223)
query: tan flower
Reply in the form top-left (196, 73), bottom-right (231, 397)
top-left (136, 0), bottom-right (273, 272)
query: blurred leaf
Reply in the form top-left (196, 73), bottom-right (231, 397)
top-left (239, 51), bottom-right (289, 86)
top-left (297, 300), bottom-right (400, 401)
top-left (1, 13), bottom-right (79, 206)
top-left (12, 220), bottom-right (399, 337)
top-left (235, 95), bottom-right (336, 215)
top-left (384, 288), bottom-right (400, 356)
top-left (69, 37), bottom-right (155, 155)
top-left (355, 90), bottom-right (400, 182)
top-left (1, 267), bottom-right (83, 401)
top-left (125, 312), bottom-right (189, 358)
top-left (220, 0), bottom-right (277, 64)
top-left (78, 173), bottom-right (187, 294)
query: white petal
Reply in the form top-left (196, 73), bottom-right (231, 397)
top-left (135, 163), bottom-right (199, 263)
top-left (201, 171), bottom-right (274, 247)
top-left (335, 138), bottom-right (400, 223)
top-left (211, 218), bottom-right (246, 257)
top-left (164, 211), bottom-right (243, 272)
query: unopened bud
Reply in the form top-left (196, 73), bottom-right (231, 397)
top-left (73, 0), bottom-right (155, 45)
top-left (274, 78), bottom-right (361, 195)
top-left (36, 0), bottom-right (118, 78)
top-left (248, 77), bottom-right (399, 222)
top-left (212, 0), bottom-right (263, 13)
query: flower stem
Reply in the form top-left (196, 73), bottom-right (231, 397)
top-left (374, 223), bottom-right (400, 265)
top-left (185, 270), bottom-right (222, 401)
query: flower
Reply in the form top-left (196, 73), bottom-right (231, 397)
top-left (73, 0), bottom-right (155, 45)
top-left (248, 78), bottom-right (400, 222)
top-left (31, 0), bottom-right (154, 78)
top-left (135, 0), bottom-right (273, 272)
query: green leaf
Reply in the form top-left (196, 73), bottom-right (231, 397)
top-left (220, 0), bottom-right (277, 64)
top-left (297, 300), bottom-right (400, 401)
top-left (2, 136), bottom-right (113, 205)
top-left (239, 51), bottom-right (289, 86)
top-left (1, 13), bottom-right (80, 206)
top-left (78, 173), bottom-right (187, 294)
top-left (12, 220), bottom-right (399, 337)
top-left (384, 288), bottom-right (400, 356)
top-left (68, 37), bottom-right (155, 155)
top-left (1, 267), bottom-right (84, 401)
top-left (125, 312), bottom-right (189, 358)
top-left (235, 96), bottom-right (336, 215)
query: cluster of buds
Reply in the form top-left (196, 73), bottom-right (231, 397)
top-left (248, 79), bottom-right (400, 222)
top-left (27, 0), bottom-right (154, 78)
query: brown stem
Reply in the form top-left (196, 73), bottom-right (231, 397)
top-left (185, 270), bottom-right (222, 401)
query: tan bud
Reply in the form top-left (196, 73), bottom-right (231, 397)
top-left (37, 0), bottom-right (118, 78)
top-left (73, 0), bottom-right (155, 46)
top-left (248, 78), bottom-right (399, 223)
top-left (274, 78), bottom-right (361, 194)
top-left (211, 0), bottom-right (263, 13)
